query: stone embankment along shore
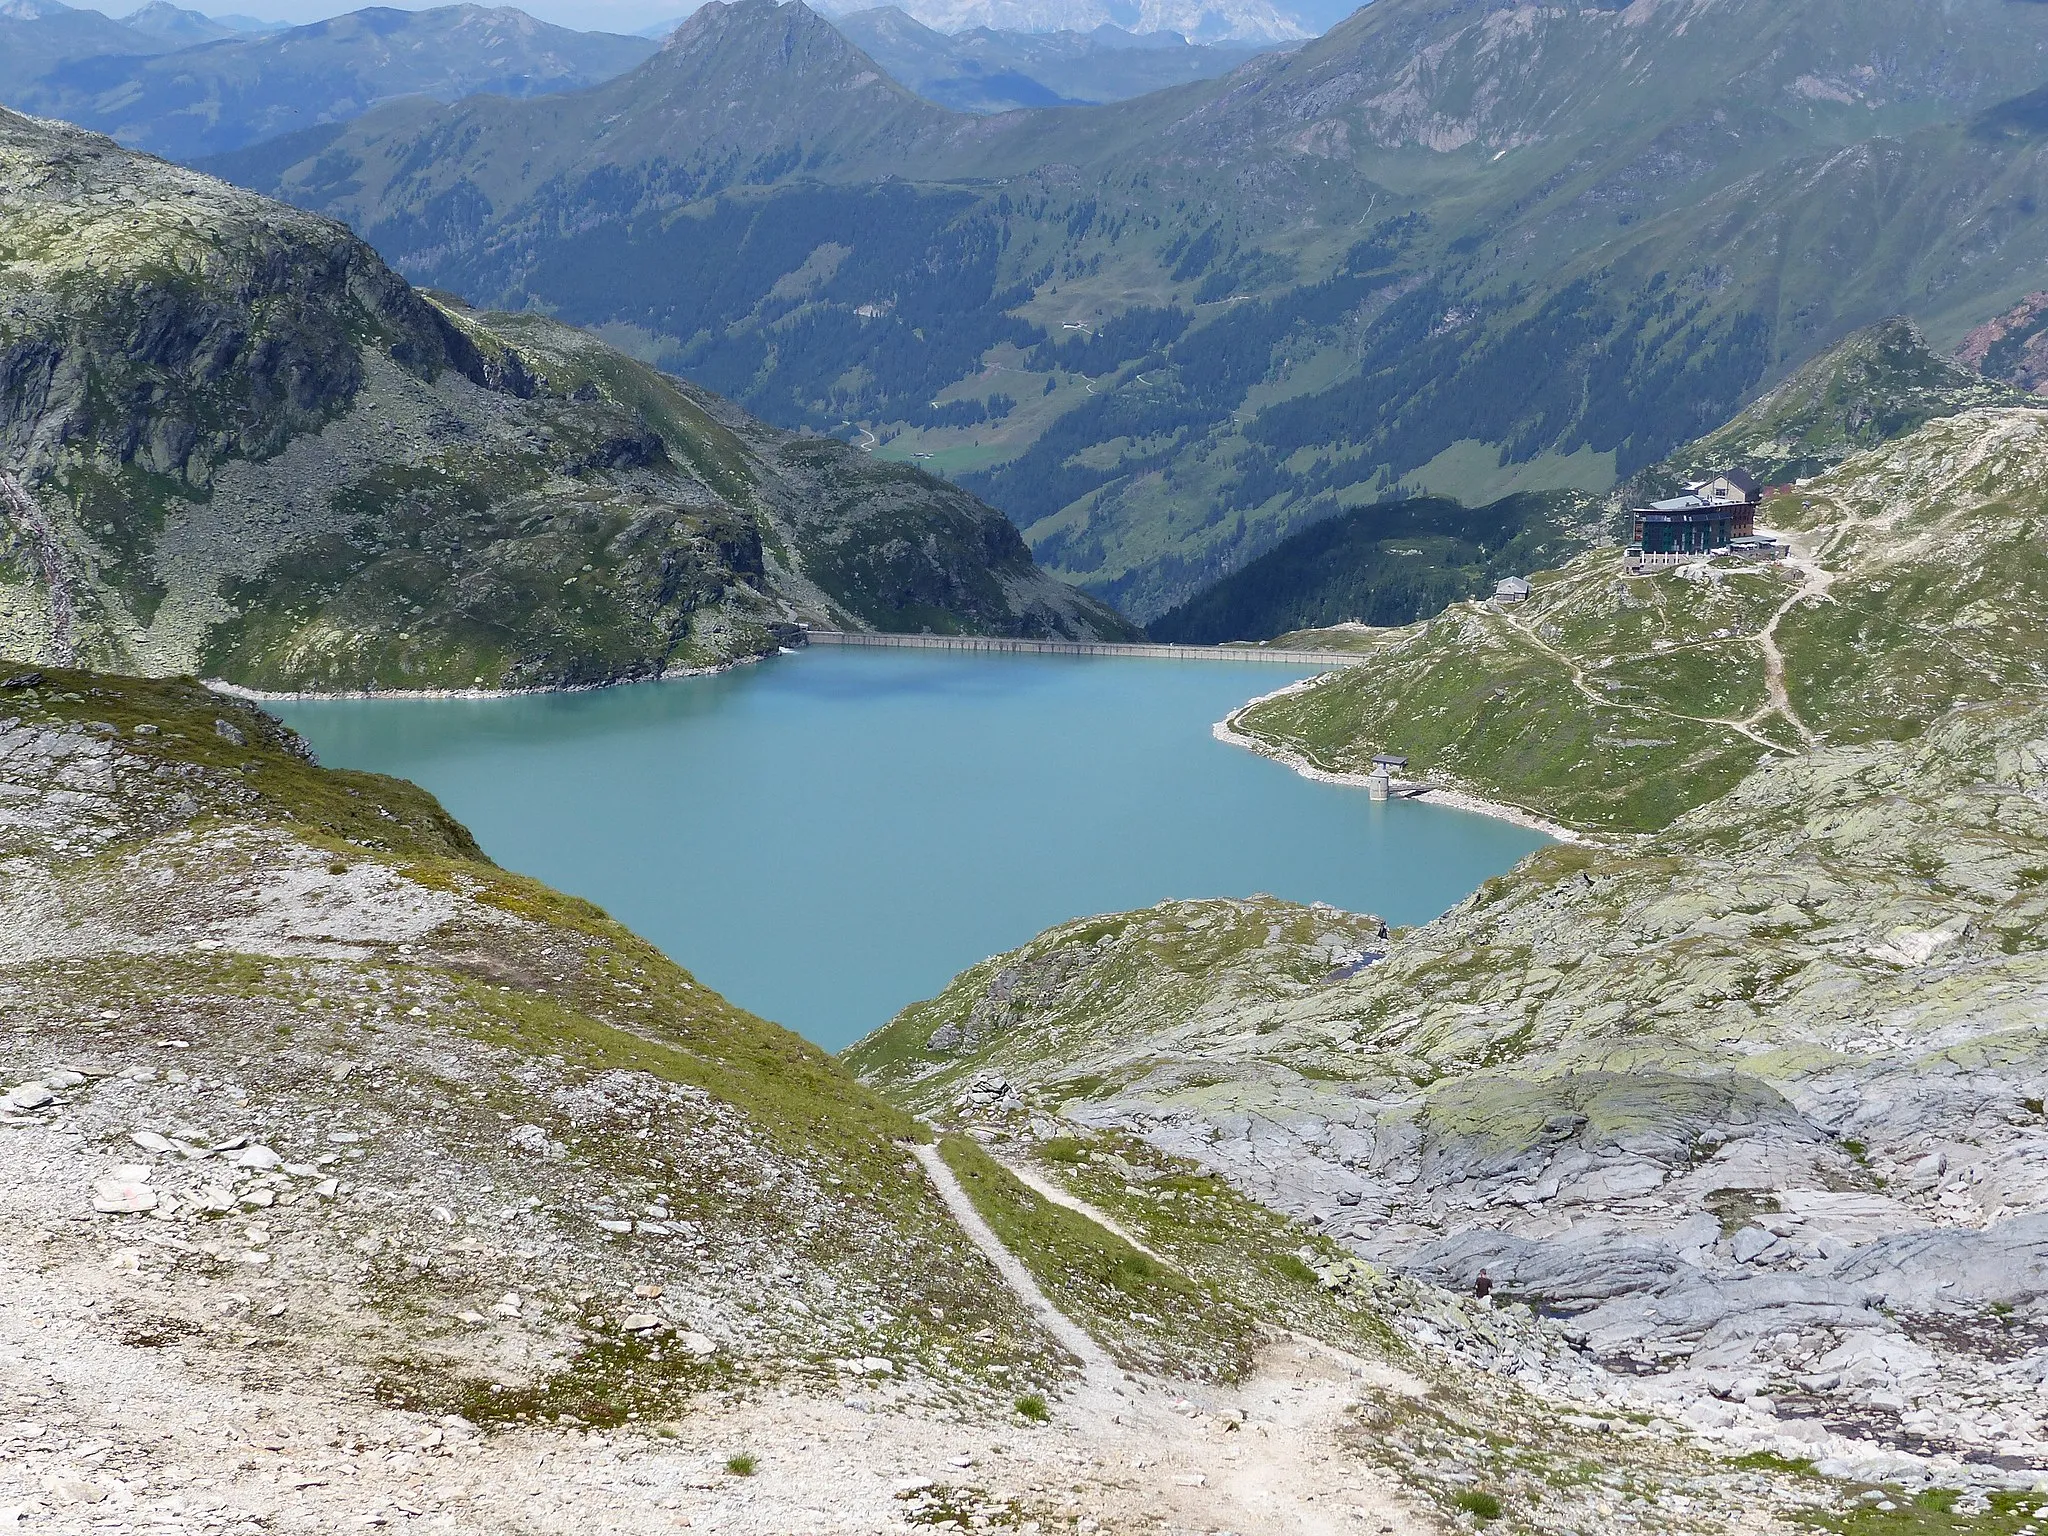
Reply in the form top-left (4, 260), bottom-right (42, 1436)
top-left (800, 630), bottom-right (1370, 666)
top-left (1214, 674), bottom-right (1591, 845)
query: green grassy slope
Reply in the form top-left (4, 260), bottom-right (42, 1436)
top-left (1230, 359), bottom-right (2048, 832)
top-left (1231, 552), bottom-right (1798, 832)
top-left (0, 663), bottom-right (1078, 1417)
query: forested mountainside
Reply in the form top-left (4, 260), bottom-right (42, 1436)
top-left (0, 2), bottom-right (658, 160)
top-left (0, 109), bottom-right (1126, 692)
top-left (1147, 319), bottom-right (2028, 646)
top-left (218, 0), bottom-right (2048, 620)
top-left (831, 6), bottom-right (1274, 113)
top-left (851, 404), bottom-right (2048, 1500)
top-left (1145, 489), bottom-right (1601, 645)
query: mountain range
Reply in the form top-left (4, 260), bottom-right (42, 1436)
top-left (0, 106), bottom-right (1125, 690)
top-left (814, 0), bottom-right (1316, 44)
top-left (10, 4), bottom-right (2048, 1519)
top-left (0, 0), bottom-right (1294, 160)
top-left (207, 0), bottom-right (2048, 623)
top-left (831, 6), bottom-right (1273, 112)
top-left (0, 1), bottom-right (661, 159)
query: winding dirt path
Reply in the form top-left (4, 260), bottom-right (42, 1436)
top-left (1000, 1158), bottom-right (1171, 1264)
top-left (909, 1142), bottom-right (1428, 1536)
top-left (1491, 602), bottom-right (1794, 755)
top-left (909, 1141), bottom-right (1122, 1392)
top-left (1745, 542), bottom-right (1836, 749)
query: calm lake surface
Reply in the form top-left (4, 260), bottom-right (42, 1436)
top-left (274, 648), bottom-right (1547, 1051)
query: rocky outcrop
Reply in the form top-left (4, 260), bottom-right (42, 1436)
top-left (1646, 317), bottom-right (2029, 492)
top-left (1959, 294), bottom-right (2048, 396)
top-left (857, 701), bottom-right (2048, 1476)
top-left (0, 109), bottom-right (1130, 691)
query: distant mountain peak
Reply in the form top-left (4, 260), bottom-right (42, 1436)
top-left (815, 0), bottom-right (1307, 43)
top-left (665, 0), bottom-right (861, 55)
top-left (118, 0), bottom-right (238, 43)
top-left (645, 0), bottom-right (945, 123)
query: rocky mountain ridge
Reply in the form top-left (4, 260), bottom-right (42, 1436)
top-left (830, 6), bottom-right (1275, 113)
top-left (1643, 318), bottom-right (2032, 495)
top-left (0, 108), bottom-right (1128, 691)
top-left (820, 0), bottom-right (1313, 45)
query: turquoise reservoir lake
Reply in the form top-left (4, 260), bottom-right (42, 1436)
top-left (274, 648), bottom-right (1547, 1051)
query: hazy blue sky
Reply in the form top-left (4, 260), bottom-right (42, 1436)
top-left (192, 0), bottom-right (702, 33)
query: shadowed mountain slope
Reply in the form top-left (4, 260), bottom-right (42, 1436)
top-left (1145, 490), bottom-right (1601, 646)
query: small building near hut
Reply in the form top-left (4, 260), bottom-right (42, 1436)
top-left (1494, 576), bottom-right (1531, 603)
top-left (1628, 468), bottom-right (1760, 558)
top-left (1729, 534), bottom-right (1790, 562)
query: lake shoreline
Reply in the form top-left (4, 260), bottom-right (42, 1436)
top-left (1214, 676), bottom-right (1590, 846)
top-left (274, 649), bottom-right (1548, 1049)
top-left (207, 652), bottom-right (775, 704)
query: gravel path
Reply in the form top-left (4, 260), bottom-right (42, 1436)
top-left (909, 1142), bottom-right (1121, 1395)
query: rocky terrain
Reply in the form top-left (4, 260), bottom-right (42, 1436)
top-left (5, 400), bottom-right (2048, 1535)
top-left (850, 407), bottom-right (2048, 1502)
top-left (0, 663), bottom-right (1934, 1536)
top-left (0, 663), bottom-right (1363, 1533)
top-left (0, 108), bottom-right (1127, 692)
top-left (1646, 320), bottom-right (2030, 495)
top-left (1960, 298), bottom-right (2048, 400)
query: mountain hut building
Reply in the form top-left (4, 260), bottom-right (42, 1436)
top-left (1628, 469), bottom-right (1760, 558)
